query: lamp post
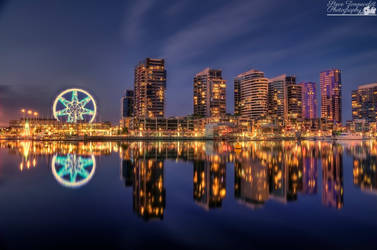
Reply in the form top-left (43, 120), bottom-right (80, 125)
top-left (21, 109), bottom-right (26, 119)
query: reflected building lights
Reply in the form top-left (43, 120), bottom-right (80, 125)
top-left (349, 142), bottom-right (377, 195)
top-left (132, 159), bottom-right (165, 220)
top-left (4, 139), bottom-right (377, 217)
top-left (321, 144), bottom-right (344, 209)
top-left (235, 158), bottom-right (269, 208)
top-left (193, 157), bottom-right (226, 210)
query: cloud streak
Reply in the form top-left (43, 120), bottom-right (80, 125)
top-left (161, 0), bottom-right (277, 64)
top-left (122, 0), bottom-right (155, 45)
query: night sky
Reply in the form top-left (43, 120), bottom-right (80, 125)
top-left (0, 0), bottom-right (376, 126)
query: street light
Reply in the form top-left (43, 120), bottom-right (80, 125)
top-left (20, 109), bottom-right (26, 119)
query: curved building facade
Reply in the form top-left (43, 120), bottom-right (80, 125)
top-left (234, 69), bottom-right (268, 120)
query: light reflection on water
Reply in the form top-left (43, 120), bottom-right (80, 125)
top-left (0, 140), bottom-right (376, 249)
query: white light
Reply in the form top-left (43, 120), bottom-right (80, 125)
top-left (53, 88), bottom-right (97, 123)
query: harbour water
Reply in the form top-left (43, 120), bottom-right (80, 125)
top-left (0, 140), bottom-right (376, 249)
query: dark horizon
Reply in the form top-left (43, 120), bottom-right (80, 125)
top-left (0, 0), bottom-right (377, 126)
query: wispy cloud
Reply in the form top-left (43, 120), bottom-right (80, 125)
top-left (122, 0), bottom-right (155, 44)
top-left (164, 0), bottom-right (189, 16)
top-left (161, 0), bottom-right (277, 64)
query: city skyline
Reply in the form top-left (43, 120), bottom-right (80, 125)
top-left (0, 1), bottom-right (376, 249)
top-left (0, 0), bottom-right (377, 126)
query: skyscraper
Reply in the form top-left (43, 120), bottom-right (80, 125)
top-left (234, 69), bottom-right (268, 120)
top-left (134, 58), bottom-right (166, 118)
top-left (234, 78), bottom-right (241, 116)
top-left (121, 89), bottom-right (134, 118)
top-left (268, 75), bottom-right (287, 124)
top-left (298, 82), bottom-right (317, 119)
top-left (193, 68), bottom-right (226, 117)
top-left (287, 82), bottom-right (302, 122)
top-left (351, 82), bottom-right (377, 122)
top-left (268, 74), bottom-right (301, 125)
top-left (320, 69), bottom-right (342, 124)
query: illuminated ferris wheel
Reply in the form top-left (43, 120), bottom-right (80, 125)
top-left (53, 88), bottom-right (97, 123)
top-left (51, 154), bottom-right (96, 188)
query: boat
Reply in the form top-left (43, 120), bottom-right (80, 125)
top-left (334, 133), bottom-right (364, 140)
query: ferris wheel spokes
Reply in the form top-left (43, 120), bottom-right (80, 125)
top-left (53, 88), bottom-right (97, 123)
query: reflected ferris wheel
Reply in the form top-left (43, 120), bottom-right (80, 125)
top-left (53, 88), bottom-right (97, 123)
top-left (51, 154), bottom-right (96, 188)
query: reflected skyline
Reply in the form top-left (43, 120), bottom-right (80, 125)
top-left (1, 139), bottom-right (377, 219)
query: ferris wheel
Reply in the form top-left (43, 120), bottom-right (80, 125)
top-left (51, 154), bottom-right (96, 188)
top-left (53, 88), bottom-right (97, 123)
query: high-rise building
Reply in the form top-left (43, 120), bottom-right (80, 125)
top-left (268, 75), bottom-right (287, 124)
top-left (320, 69), bottom-right (342, 124)
top-left (298, 82), bottom-right (317, 119)
top-left (234, 78), bottom-right (241, 116)
top-left (287, 83), bottom-right (302, 122)
top-left (134, 58), bottom-right (166, 118)
top-left (121, 90), bottom-right (134, 118)
top-left (193, 68), bottom-right (226, 117)
top-left (234, 69), bottom-right (268, 120)
top-left (352, 82), bottom-right (377, 122)
top-left (268, 74), bottom-right (301, 125)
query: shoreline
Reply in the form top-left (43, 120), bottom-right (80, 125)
top-left (0, 136), bottom-right (374, 142)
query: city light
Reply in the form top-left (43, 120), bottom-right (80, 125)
top-left (51, 154), bottom-right (96, 188)
top-left (53, 88), bottom-right (97, 123)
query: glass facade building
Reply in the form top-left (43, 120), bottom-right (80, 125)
top-left (121, 90), bottom-right (134, 118)
top-left (298, 82), bottom-right (317, 120)
top-left (134, 58), bottom-right (166, 118)
top-left (193, 68), bottom-right (226, 117)
top-left (352, 83), bottom-right (377, 122)
top-left (234, 69), bottom-right (268, 120)
top-left (320, 69), bottom-right (342, 125)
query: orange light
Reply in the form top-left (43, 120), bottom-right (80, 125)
top-left (27, 110), bottom-right (32, 115)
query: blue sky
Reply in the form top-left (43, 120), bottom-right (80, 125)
top-left (0, 0), bottom-right (376, 126)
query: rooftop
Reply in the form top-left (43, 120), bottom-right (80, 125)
top-left (195, 67), bottom-right (222, 77)
top-left (236, 69), bottom-right (264, 78)
top-left (358, 82), bottom-right (377, 89)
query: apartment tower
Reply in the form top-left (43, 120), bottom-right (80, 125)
top-left (134, 58), bottom-right (166, 118)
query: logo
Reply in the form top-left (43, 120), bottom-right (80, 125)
top-left (363, 5), bottom-right (377, 14)
top-left (327, 0), bottom-right (376, 16)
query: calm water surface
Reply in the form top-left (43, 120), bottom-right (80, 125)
top-left (0, 140), bottom-right (376, 250)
